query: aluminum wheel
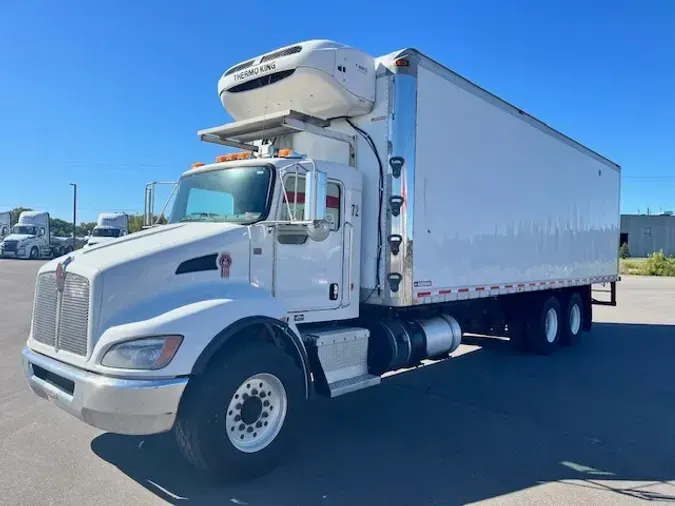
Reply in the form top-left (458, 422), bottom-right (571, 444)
top-left (569, 304), bottom-right (581, 336)
top-left (545, 307), bottom-right (559, 343)
top-left (225, 373), bottom-right (287, 453)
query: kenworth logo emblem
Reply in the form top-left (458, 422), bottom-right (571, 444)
top-left (55, 256), bottom-right (72, 292)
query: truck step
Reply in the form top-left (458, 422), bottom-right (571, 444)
top-left (326, 374), bottom-right (381, 397)
top-left (303, 326), bottom-right (380, 398)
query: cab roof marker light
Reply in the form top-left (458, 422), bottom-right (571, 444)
top-left (278, 149), bottom-right (305, 159)
top-left (216, 152), bottom-right (253, 163)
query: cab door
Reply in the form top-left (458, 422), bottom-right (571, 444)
top-left (274, 172), bottom-right (344, 312)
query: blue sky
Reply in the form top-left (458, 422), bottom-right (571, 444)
top-left (1, 0), bottom-right (673, 222)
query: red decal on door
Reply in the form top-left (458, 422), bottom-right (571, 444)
top-left (219, 252), bottom-right (232, 279)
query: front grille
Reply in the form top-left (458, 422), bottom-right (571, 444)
top-left (59, 275), bottom-right (90, 355)
top-left (3, 240), bottom-right (17, 251)
top-left (33, 273), bottom-right (58, 346)
top-left (32, 271), bottom-right (90, 356)
top-left (260, 45), bottom-right (302, 63)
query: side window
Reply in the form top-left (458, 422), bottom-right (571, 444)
top-left (280, 174), bottom-right (341, 231)
top-left (38, 227), bottom-right (46, 237)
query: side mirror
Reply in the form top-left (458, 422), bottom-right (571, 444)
top-left (303, 168), bottom-right (329, 242)
top-left (303, 168), bottom-right (327, 222)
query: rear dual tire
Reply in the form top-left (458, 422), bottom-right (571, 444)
top-left (525, 296), bottom-right (562, 355)
top-left (560, 293), bottom-right (583, 347)
top-left (510, 291), bottom-right (584, 354)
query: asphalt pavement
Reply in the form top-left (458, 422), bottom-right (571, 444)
top-left (1, 259), bottom-right (674, 505)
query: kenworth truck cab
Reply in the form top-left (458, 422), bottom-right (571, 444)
top-left (23, 39), bottom-right (619, 481)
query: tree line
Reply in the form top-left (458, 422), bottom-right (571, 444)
top-left (7, 207), bottom-right (166, 236)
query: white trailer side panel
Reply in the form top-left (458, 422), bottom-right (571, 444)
top-left (411, 63), bottom-right (620, 296)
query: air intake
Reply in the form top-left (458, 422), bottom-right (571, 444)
top-left (260, 45), bottom-right (302, 63)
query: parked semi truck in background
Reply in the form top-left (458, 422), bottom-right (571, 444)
top-left (0, 211), bottom-right (9, 239)
top-left (22, 40), bottom-right (620, 481)
top-left (84, 212), bottom-right (129, 248)
top-left (1, 211), bottom-right (73, 259)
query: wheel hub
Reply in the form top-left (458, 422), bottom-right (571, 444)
top-left (545, 307), bottom-right (559, 343)
top-left (240, 396), bottom-right (263, 425)
top-left (570, 305), bottom-right (581, 335)
top-left (225, 373), bottom-right (287, 453)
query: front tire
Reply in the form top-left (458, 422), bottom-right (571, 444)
top-left (525, 295), bottom-right (562, 355)
top-left (29, 247), bottom-right (39, 260)
top-left (175, 342), bottom-right (305, 481)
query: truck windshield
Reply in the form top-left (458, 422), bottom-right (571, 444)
top-left (91, 228), bottom-right (121, 238)
top-left (12, 225), bottom-right (37, 235)
top-left (169, 166), bottom-right (272, 224)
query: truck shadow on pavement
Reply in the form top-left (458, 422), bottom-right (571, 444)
top-left (91, 322), bottom-right (675, 505)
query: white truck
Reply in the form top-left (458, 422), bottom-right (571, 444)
top-left (84, 212), bottom-right (129, 248)
top-left (22, 40), bottom-right (620, 481)
top-left (0, 211), bottom-right (10, 239)
top-left (1, 211), bottom-right (72, 259)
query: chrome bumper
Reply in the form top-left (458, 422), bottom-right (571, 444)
top-left (22, 346), bottom-right (188, 435)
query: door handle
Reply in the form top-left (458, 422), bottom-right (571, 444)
top-left (329, 283), bottom-right (339, 301)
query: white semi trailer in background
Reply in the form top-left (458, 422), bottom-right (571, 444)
top-left (22, 40), bottom-right (620, 481)
top-left (85, 212), bottom-right (129, 248)
top-left (1, 211), bottom-right (72, 259)
top-left (0, 211), bottom-right (9, 239)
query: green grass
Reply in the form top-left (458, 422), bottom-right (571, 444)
top-left (620, 258), bottom-right (648, 275)
top-left (620, 252), bottom-right (675, 276)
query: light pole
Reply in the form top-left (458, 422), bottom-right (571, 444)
top-left (69, 183), bottom-right (77, 248)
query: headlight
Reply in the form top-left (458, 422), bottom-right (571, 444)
top-left (101, 335), bottom-right (183, 370)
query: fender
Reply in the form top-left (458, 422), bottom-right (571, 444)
top-left (89, 288), bottom-right (312, 397)
top-left (191, 315), bottom-right (313, 399)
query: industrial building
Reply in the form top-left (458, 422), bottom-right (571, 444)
top-left (620, 213), bottom-right (675, 257)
